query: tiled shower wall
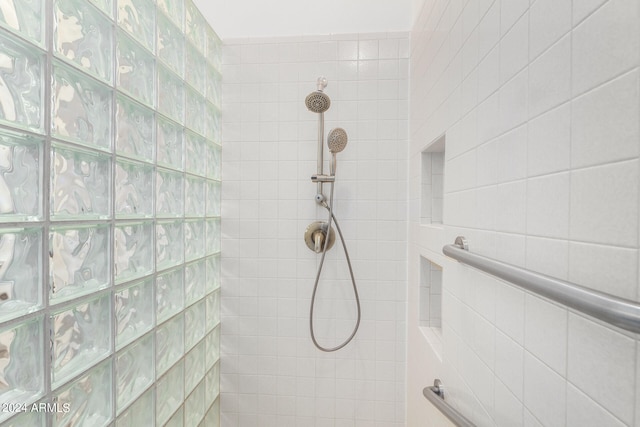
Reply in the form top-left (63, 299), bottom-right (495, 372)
top-left (408, 0), bottom-right (640, 426)
top-left (0, 0), bottom-right (221, 426)
top-left (221, 34), bottom-right (409, 426)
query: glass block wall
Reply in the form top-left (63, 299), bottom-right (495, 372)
top-left (0, 0), bottom-right (222, 426)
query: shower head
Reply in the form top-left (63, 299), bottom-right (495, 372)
top-left (327, 128), bottom-right (348, 176)
top-left (305, 91), bottom-right (331, 113)
top-left (327, 128), bottom-right (348, 153)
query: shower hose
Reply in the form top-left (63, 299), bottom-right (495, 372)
top-left (309, 180), bottom-right (361, 352)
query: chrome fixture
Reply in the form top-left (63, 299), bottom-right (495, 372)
top-left (327, 127), bottom-right (347, 175)
top-left (423, 379), bottom-right (476, 427)
top-left (444, 236), bottom-right (640, 334)
top-left (304, 77), bottom-right (361, 352)
top-left (304, 221), bottom-right (335, 253)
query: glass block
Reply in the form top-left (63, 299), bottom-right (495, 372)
top-left (116, 333), bottom-right (154, 412)
top-left (156, 313), bottom-right (183, 376)
top-left (184, 259), bottom-right (206, 306)
top-left (204, 102), bottom-right (220, 142)
top-left (203, 397), bottom-right (220, 427)
top-left (115, 278), bottom-right (153, 349)
top-left (51, 143), bottom-right (111, 219)
top-left (184, 299), bottom-right (204, 351)
top-left (185, 380), bottom-right (205, 426)
top-left (156, 267), bottom-right (184, 323)
top-left (184, 340), bottom-right (204, 396)
top-left (114, 223), bottom-right (154, 283)
top-left (156, 168), bottom-right (184, 217)
top-left (165, 406), bottom-right (183, 427)
top-left (116, 95), bottom-right (155, 161)
top-left (53, 360), bottom-right (112, 427)
top-left (185, 177), bottom-right (205, 217)
top-left (185, 42), bottom-right (205, 93)
top-left (185, 131), bottom-right (206, 177)
top-left (157, 115), bottom-right (184, 169)
top-left (205, 254), bottom-right (220, 294)
top-left (185, 0), bottom-right (205, 52)
top-left (206, 26), bottom-right (221, 69)
top-left (185, 87), bottom-right (205, 136)
top-left (53, 0), bottom-right (113, 83)
top-left (157, 0), bottom-right (183, 30)
top-left (51, 294), bottom-right (111, 387)
top-left (206, 289), bottom-right (220, 331)
top-left (51, 61), bottom-right (112, 150)
top-left (3, 410), bottom-right (45, 427)
top-left (205, 180), bottom-right (220, 218)
top-left (157, 67), bottom-right (184, 126)
top-left (205, 65), bottom-right (221, 106)
top-left (0, 317), bottom-right (43, 420)
top-left (205, 326), bottom-right (219, 370)
top-left (156, 359), bottom-right (183, 426)
top-left (205, 362), bottom-right (220, 408)
top-left (116, 388), bottom-right (154, 425)
top-left (0, 228), bottom-right (41, 322)
top-left (0, 0), bottom-right (43, 46)
top-left (117, 0), bottom-right (155, 52)
top-left (0, 130), bottom-right (43, 222)
top-left (88, 0), bottom-right (113, 16)
top-left (184, 219), bottom-right (205, 261)
top-left (157, 13), bottom-right (184, 78)
top-left (156, 220), bottom-right (183, 271)
top-left (116, 31), bottom-right (155, 107)
top-left (50, 224), bottom-right (110, 303)
top-left (0, 31), bottom-right (43, 132)
top-left (206, 218), bottom-right (220, 255)
top-left (115, 160), bottom-right (153, 218)
top-left (206, 143), bottom-right (221, 180)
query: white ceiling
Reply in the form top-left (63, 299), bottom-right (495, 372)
top-left (194, 0), bottom-right (421, 40)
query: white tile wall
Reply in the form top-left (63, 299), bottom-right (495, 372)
top-left (408, 0), bottom-right (640, 426)
top-left (222, 33), bottom-right (409, 427)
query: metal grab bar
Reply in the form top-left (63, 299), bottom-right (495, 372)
top-left (444, 236), bottom-right (640, 334)
top-left (423, 379), bottom-right (476, 427)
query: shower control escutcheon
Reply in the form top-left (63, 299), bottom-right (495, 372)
top-left (304, 221), bottom-right (335, 253)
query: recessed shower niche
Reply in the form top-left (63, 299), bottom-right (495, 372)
top-left (421, 135), bottom-right (445, 225)
top-left (419, 256), bottom-right (442, 331)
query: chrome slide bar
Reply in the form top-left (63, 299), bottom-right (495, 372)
top-left (443, 236), bottom-right (640, 334)
top-left (423, 380), bottom-right (476, 427)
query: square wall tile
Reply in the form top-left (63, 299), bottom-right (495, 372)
top-left (568, 314), bottom-right (635, 424)
top-left (569, 160), bottom-right (638, 247)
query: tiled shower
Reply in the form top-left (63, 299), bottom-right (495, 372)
top-left (0, 0), bottom-right (221, 426)
top-left (220, 34), bottom-right (410, 426)
top-left (1, 0), bottom-right (639, 426)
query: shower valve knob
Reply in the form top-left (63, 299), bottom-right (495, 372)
top-left (304, 221), bottom-right (335, 253)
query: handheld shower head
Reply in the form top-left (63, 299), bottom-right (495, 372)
top-left (328, 128), bottom-right (348, 153)
top-left (327, 128), bottom-right (348, 175)
top-left (305, 91), bottom-right (331, 113)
